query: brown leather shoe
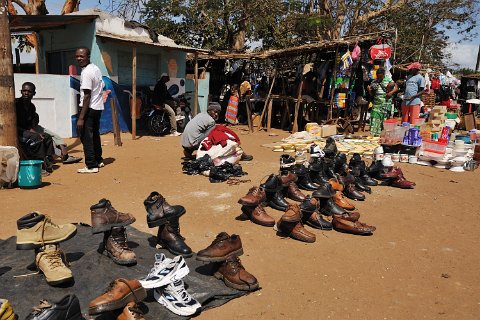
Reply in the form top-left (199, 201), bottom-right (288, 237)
top-left (334, 191), bottom-right (355, 210)
top-left (333, 211), bottom-right (360, 222)
top-left (278, 171), bottom-right (297, 186)
top-left (89, 278), bottom-right (147, 315)
top-left (117, 302), bottom-right (145, 320)
top-left (390, 178), bottom-right (415, 189)
top-left (104, 227), bottom-right (137, 265)
top-left (343, 184), bottom-right (365, 201)
top-left (241, 205), bottom-right (275, 227)
top-left (91, 199), bottom-right (136, 234)
top-left (144, 192), bottom-right (186, 228)
top-left (332, 218), bottom-right (375, 235)
top-left (196, 232), bottom-right (243, 262)
top-left (328, 178), bottom-right (343, 191)
top-left (280, 204), bottom-right (302, 223)
top-left (285, 182), bottom-right (306, 202)
top-left (303, 211), bottom-right (332, 230)
top-left (238, 186), bottom-right (266, 206)
top-left (214, 256), bottom-right (259, 291)
top-left (276, 220), bottom-right (316, 243)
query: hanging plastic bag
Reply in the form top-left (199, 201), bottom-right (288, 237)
top-left (351, 44), bottom-right (361, 61)
top-left (369, 39), bottom-right (392, 60)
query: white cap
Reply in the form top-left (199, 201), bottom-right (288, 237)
top-left (382, 157), bottom-right (394, 167)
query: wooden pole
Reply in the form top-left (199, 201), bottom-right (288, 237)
top-left (34, 33), bottom-right (39, 74)
top-left (475, 44), bottom-right (480, 72)
top-left (111, 98), bottom-right (122, 146)
top-left (194, 52), bottom-right (199, 116)
top-left (328, 46), bottom-right (340, 120)
top-left (292, 77), bottom-right (304, 133)
top-left (0, 0), bottom-right (18, 147)
top-left (259, 71), bottom-right (276, 131)
top-left (131, 46), bottom-right (137, 139)
top-left (245, 94), bottom-right (253, 133)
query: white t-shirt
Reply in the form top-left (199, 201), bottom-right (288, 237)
top-left (80, 63), bottom-right (104, 110)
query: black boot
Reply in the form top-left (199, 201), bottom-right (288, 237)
top-left (343, 184), bottom-right (366, 201)
top-left (293, 165), bottom-right (318, 191)
top-left (312, 182), bottom-right (336, 199)
top-left (261, 174), bottom-right (288, 211)
top-left (280, 154), bottom-right (296, 170)
top-left (319, 198), bottom-right (346, 216)
top-left (157, 217), bottom-right (192, 257)
top-left (354, 178), bottom-right (372, 194)
top-left (309, 158), bottom-right (329, 184)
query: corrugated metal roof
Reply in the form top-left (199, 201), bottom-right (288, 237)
top-left (9, 14), bottom-right (97, 32)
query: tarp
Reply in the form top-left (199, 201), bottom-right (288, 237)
top-left (0, 225), bottom-right (249, 319)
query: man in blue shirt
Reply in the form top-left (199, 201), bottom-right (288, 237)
top-left (402, 62), bottom-right (425, 124)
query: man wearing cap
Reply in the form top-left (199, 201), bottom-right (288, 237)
top-left (153, 73), bottom-right (181, 136)
top-left (402, 62), bottom-right (425, 124)
top-left (181, 102), bottom-right (253, 161)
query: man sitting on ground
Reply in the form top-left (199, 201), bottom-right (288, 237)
top-left (15, 82), bottom-right (55, 173)
top-left (181, 102), bottom-right (253, 161)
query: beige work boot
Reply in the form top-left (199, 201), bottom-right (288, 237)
top-left (35, 244), bottom-right (74, 285)
top-left (0, 299), bottom-right (17, 320)
top-left (16, 212), bottom-right (77, 250)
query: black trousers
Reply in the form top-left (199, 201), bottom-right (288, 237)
top-left (20, 130), bottom-right (55, 160)
top-left (80, 109), bottom-right (103, 169)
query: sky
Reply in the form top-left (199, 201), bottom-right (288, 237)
top-left (11, 0), bottom-right (480, 70)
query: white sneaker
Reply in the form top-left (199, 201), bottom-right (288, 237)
top-left (139, 254), bottom-right (189, 289)
top-left (98, 162), bottom-right (105, 168)
top-left (175, 115), bottom-right (186, 121)
top-left (168, 131), bottom-right (181, 137)
top-left (77, 167), bottom-right (99, 174)
top-left (154, 280), bottom-right (201, 316)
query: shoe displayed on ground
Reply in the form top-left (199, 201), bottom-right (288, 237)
top-left (309, 158), bottom-right (329, 184)
top-left (332, 217), bottom-right (376, 235)
top-left (89, 278), bottom-right (147, 315)
top-left (334, 191), bottom-right (355, 211)
top-left (312, 182), bottom-right (336, 199)
top-left (157, 219), bottom-right (193, 257)
top-left (343, 184), bottom-right (366, 201)
top-left (168, 131), bottom-right (182, 137)
top-left (240, 153), bottom-right (253, 161)
top-left (278, 171), bottom-right (297, 186)
top-left (319, 198), bottom-right (346, 216)
top-left (117, 302), bottom-right (145, 320)
top-left (238, 186), bottom-right (266, 206)
top-left (299, 196), bottom-right (318, 213)
top-left (91, 199), bottom-right (136, 234)
top-left (328, 178), bottom-right (344, 192)
top-left (35, 244), bottom-right (73, 286)
top-left (16, 212), bottom-right (77, 250)
top-left (214, 256), bottom-right (259, 291)
top-left (264, 190), bottom-right (289, 211)
top-left (302, 211), bottom-right (332, 230)
top-left (0, 299), bottom-right (17, 320)
top-left (241, 205), bottom-right (275, 227)
top-left (276, 206), bottom-right (316, 243)
top-left (154, 280), bottom-right (201, 316)
top-left (62, 155), bottom-right (82, 164)
top-left (25, 295), bottom-right (81, 320)
top-left (104, 227), bottom-right (137, 265)
top-left (354, 178), bottom-right (372, 194)
top-left (144, 192), bottom-right (186, 228)
top-left (280, 154), bottom-right (296, 169)
top-left (333, 211), bottom-right (361, 222)
top-left (260, 174), bottom-right (282, 192)
top-left (292, 165), bottom-right (319, 191)
top-left (285, 182), bottom-right (306, 202)
top-left (139, 253), bottom-right (189, 289)
top-left (196, 232), bottom-right (243, 262)
top-left (77, 167), bottom-right (99, 173)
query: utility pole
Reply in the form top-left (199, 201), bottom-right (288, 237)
top-left (475, 44), bottom-right (480, 73)
top-left (0, 0), bottom-right (17, 146)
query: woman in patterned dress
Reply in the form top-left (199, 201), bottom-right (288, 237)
top-left (368, 68), bottom-right (398, 136)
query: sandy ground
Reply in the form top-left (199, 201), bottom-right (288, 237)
top-left (2, 126), bottom-right (480, 320)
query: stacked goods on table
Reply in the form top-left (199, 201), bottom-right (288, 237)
top-left (427, 106), bottom-right (447, 133)
top-left (422, 92), bottom-right (436, 110)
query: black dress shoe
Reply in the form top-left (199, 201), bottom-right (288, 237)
top-left (300, 196), bottom-right (317, 214)
top-left (26, 294), bottom-right (81, 320)
top-left (157, 218), bottom-right (192, 257)
top-left (303, 211), bottom-right (333, 230)
top-left (280, 154), bottom-right (296, 170)
top-left (309, 159), bottom-right (330, 184)
top-left (293, 165), bottom-right (319, 191)
top-left (344, 184), bottom-right (366, 201)
top-left (312, 183), bottom-right (336, 199)
top-left (361, 174), bottom-right (378, 186)
top-left (261, 174), bottom-right (283, 192)
top-left (354, 178), bottom-right (371, 194)
top-left (265, 190), bottom-right (288, 211)
top-left (319, 198), bottom-right (346, 216)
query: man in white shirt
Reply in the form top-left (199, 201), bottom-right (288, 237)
top-left (75, 47), bottom-right (105, 173)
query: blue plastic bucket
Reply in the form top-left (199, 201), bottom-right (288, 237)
top-left (18, 160), bottom-right (43, 188)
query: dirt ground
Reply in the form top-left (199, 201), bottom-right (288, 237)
top-left (2, 126), bottom-right (480, 320)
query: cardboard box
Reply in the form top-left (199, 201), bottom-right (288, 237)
top-left (321, 125), bottom-right (337, 137)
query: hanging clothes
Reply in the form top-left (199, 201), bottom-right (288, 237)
top-left (225, 94), bottom-right (239, 124)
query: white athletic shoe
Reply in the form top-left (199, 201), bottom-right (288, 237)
top-left (77, 167), bottom-right (99, 173)
top-left (168, 131), bottom-right (181, 137)
top-left (154, 280), bottom-right (201, 316)
top-left (139, 253), bottom-right (189, 289)
top-left (175, 115), bottom-right (186, 121)
top-left (98, 162), bottom-right (105, 168)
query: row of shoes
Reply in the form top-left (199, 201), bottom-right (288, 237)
top-left (139, 253), bottom-right (201, 316)
top-left (196, 232), bottom-right (259, 291)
